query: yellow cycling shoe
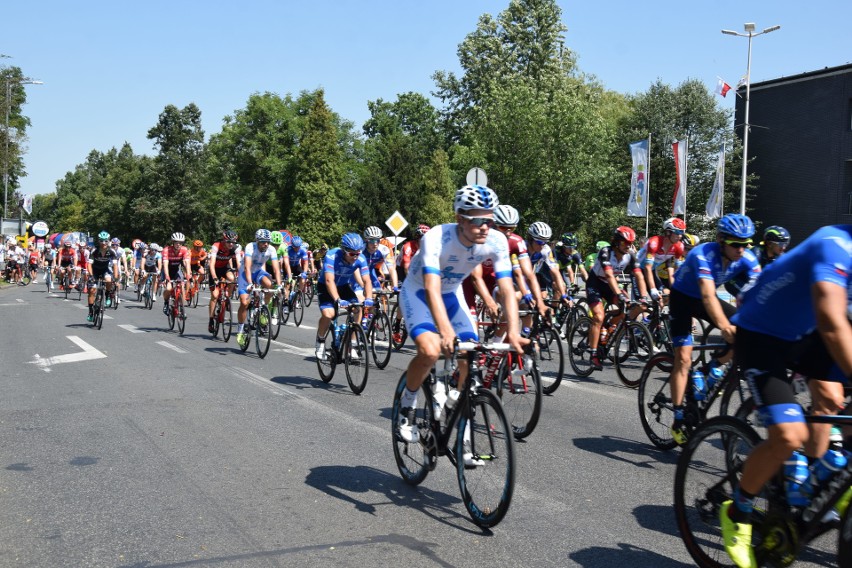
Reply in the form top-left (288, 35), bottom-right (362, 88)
top-left (719, 500), bottom-right (757, 568)
top-left (670, 424), bottom-right (689, 446)
top-left (836, 486), bottom-right (852, 518)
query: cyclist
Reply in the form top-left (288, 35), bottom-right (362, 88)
top-left (584, 226), bottom-right (648, 371)
top-left (110, 238), bottom-right (127, 304)
top-left (161, 232), bottom-right (191, 317)
top-left (57, 238), bottom-right (78, 288)
top-left (284, 235), bottom-right (310, 302)
top-left (207, 230), bottom-right (240, 334)
top-left (526, 221), bottom-right (570, 305)
top-left (726, 225), bottom-right (791, 299)
top-left (235, 229), bottom-right (282, 348)
top-left (584, 240), bottom-right (609, 273)
top-left (392, 224), bottom-right (430, 338)
top-left (314, 232), bottom-right (373, 360)
top-left (363, 226), bottom-right (398, 291)
top-left (75, 241), bottom-right (90, 288)
top-left (719, 224), bottom-right (852, 568)
top-left (313, 243), bottom-right (328, 274)
top-left (86, 231), bottom-right (120, 320)
top-left (26, 244), bottom-right (39, 283)
top-left (668, 213), bottom-right (761, 445)
top-left (396, 185), bottom-right (525, 466)
top-left (555, 232), bottom-right (588, 286)
top-left (140, 243), bottom-right (162, 300)
top-left (133, 241), bottom-right (147, 290)
top-left (190, 239), bottom-right (207, 288)
top-left (640, 217), bottom-right (686, 302)
top-left (42, 243), bottom-right (56, 285)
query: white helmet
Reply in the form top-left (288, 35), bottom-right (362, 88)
top-left (363, 226), bottom-right (382, 239)
top-left (527, 222), bottom-right (553, 241)
top-left (494, 205), bottom-right (520, 227)
top-left (170, 232), bottom-right (185, 243)
top-left (454, 185), bottom-right (498, 213)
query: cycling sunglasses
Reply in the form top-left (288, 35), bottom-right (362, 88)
top-left (366, 238), bottom-right (380, 245)
top-left (458, 214), bottom-right (495, 228)
top-left (534, 239), bottom-right (549, 246)
top-left (724, 239), bottom-right (752, 249)
top-left (343, 248), bottom-right (362, 257)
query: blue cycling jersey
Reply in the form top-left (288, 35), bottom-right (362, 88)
top-left (287, 244), bottom-right (308, 266)
top-left (733, 225), bottom-right (852, 341)
top-left (671, 242), bottom-right (760, 299)
top-left (322, 247), bottom-right (369, 287)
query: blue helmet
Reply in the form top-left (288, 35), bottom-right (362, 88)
top-left (341, 232), bottom-right (364, 251)
top-left (291, 235), bottom-right (303, 248)
top-left (97, 230), bottom-right (110, 241)
top-left (717, 214), bottom-right (755, 240)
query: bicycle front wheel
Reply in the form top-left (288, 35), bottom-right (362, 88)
top-left (176, 296), bottom-right (186, 336)
top-left (94, 289), bottom-right (105, 330)
top-left (292, 291), bottom-right (304, 327)
top-left (567, 316), bottom-right (594, 377)
top-left (456, 388), bottom-right (515, 528)
top-left (614, 321), bottom-right (655, 388)
top-left (674, 416), bottom-right (766, 568)
top-left (255, 305), bottom-right (271, 359)
top-left (369, 311), bottom-right (393, 369)
top-left (344, 325), bottom-right (369, 394)
top-left (497, 354), bottom-right (542, 439)
top-left (221, 298), bottom-right (233, 342)
top-left (391, 373), bottom-right (433, 486)
top-left (270, 295), bottom-right (282, 340)
top-left (389, 303), bottom-right (407, 351)
top-left (316, 331), bottom-right (336, 383)
top-left (535, 327), bottom-right (564, 395)
top-left (637, 353), bottom-right (678, 450)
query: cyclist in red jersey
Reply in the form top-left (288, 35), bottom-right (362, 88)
top-left (161, 232), bottom-right (191, 316)
top-left (207, 230), bottom-right (240, 333)
top-left (640, 217), bottom-right (686, 301)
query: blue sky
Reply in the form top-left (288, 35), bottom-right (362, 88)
top-left (4, 0), bottom-right (850, 199)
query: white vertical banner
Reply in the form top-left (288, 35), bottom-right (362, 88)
top-left (706, 145), bottom-right (725, 219)
top-left (21, 194), bottom-right (33, 215)
top-left (627, 139), bottom-right (649, 217)
top-left (671, 139), bottom-right (687, 215)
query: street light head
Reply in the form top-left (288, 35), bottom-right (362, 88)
top-left (721, 29), bottom-right (739, 36)
top-left (744, 22), bottom-right (756, 32)
top-left (763, 25), bottom-right (781, 34)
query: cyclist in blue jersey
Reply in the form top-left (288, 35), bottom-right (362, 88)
top-left (668, 214), bottom-right (762, 445)
top-left (362, 226), bottom-right (398, 292)
top-left (726, 225), bottom-right (791, 297)
top-left (396, 185), bottom-right (526, 463)
top-left (718, 225), bottom-right (852, 568)
top-left (314, 233), bottom-right (374, 360)
top-left (235, 229), bottom-right (282, 348)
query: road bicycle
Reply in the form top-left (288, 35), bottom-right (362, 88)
top-left (567, 299), bottom-right (654, 388)
top-left (43, 265), bottom-right (54, 293)
top-left (210, 278), bottom-right (233, 342)
top-left (186, 270), bottom-right (201, 308)
top-left (391, 339), bottom-right (516, 528)
top-left (365, 289), bottom-right (394, 370)
top-left (389, 300), bottom-right (408, 351)
top-left (89, 276), bottom-right (108, 330)
top-left (277, 278), bottom-right (305, 328)
top-left (637, 343), bottom-right (748, 450)
top-left (237, 286), bottom-right (274, 358)
top-left (304, 274), bottom-right (317, 307)
top-left (674, 406), bottom-right (852, 567)
top-left (549, 286), bottom-right (589, 340)
top-left (59, 268), bottom-right (74, 300)
top-left (164, 279), bottom-right (187, 336)
top-left (139, 272), bottom-right (157, 310)
top-left (316, 302), bottom-right (369, 394)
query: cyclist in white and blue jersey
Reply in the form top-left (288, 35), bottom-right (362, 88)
top-left (718, 225), bottom-right (852, 568)
top-left (314, 233), bottom-right (374, 360)
top-left (235, 229), bottom-right (282, 348)
top-left (668, 213), bottom-right (762, 445)
top-left (397, 185), bottom-right (526, 451)
top-left (363, 226), bottom-right (398, 291)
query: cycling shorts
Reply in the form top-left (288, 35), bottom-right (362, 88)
top-left (237, 267), bottom-right (271, 296)
top-left (399, 283), bottom-right (477, 342)
top-left (317, 282), bottom-right (359, 311)
top-left (668, 288), bottom-right (736, 347)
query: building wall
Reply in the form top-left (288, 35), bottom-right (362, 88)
top-left (735, 65), bottom-right (852, 244)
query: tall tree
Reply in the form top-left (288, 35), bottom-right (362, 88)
top-left (288, 90), bottom-right (346, 246)
top-left (1, 65), bottom-right (35, 216)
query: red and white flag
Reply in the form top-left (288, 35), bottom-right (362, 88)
top-left (715, 78), bottom-right (732, 98)
top-left (672, 140), bottom-right (687, 215)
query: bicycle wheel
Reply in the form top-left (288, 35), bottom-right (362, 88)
top-left (535, 327), bottom-right (564, 395)
top-left (344, 324), bottom-right (369, 394)
top-left (176, 295), bottom-right (186, 336)
top-left (221, 298), bottom-right (233, 342)
top-left (292, 291), bottom-right (304, 327)
top-left (305, 280), bottom-right (315, 306)
top-left (145, 282), bottom-right (154, 310)
top-left (637, 352), bottom-right (678, 450)
top-left (191, 283), bottom-right (200, 308)
top-left (280, 291), bottom-right (291, 325)
top-left (567, 316), bottom-right (594, 377)
top-left (94, 289), bottom-right (105, 330)
top-left (270, 295), bottom-right (282, 340)
top-left (316, 329), bottom-right (336, 383)
top-left (64, 274), bottom-right (70, 300)
top-left (391, 373), bottom-right (434, 485)
top-left (45, 271), bottom-right (52, 293)
top-left (239, 311), bottom-right (253, 352)
top-left (614, 321), bottom-right (655, 389)
top-left (674, 416), bottom-right (768, 568)
top-left (369, 311), bottom-right (393, 369)
top-left (497, 353), bottom-right (542, 440)
top-left (77, 279), bottom-right (84, 301)
top-left (390, 303), bottom-right (407, 350)
top-left (255, 304), bottom-right (271, 359)
top-left (456, 387), bottom-right (516, 528)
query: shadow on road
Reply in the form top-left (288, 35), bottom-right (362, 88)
top-left (569, 543), bottom-right (692, 568)
top-left (572, 434), bottom-right (679, 468)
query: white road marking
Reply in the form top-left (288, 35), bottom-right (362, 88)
top-left (118, 324), bottom-right (146, 334)
top-left (28, 336), bottom-right (107, 372)
top-left (156, 341), bottom-right (188, 354)
top-left (227, 365), bottom-right (287, 396)
top-left (270, 339), bottom-right (316, 358)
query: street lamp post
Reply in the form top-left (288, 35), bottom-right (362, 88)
top-left (3, 76), bottom-right (43, 219)
top-left (722, 23), bottom-right (781, 215)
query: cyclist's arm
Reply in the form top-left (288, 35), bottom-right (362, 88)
top-left (813, 280), bottom-right (852, 378)
top-left (423, 272), bottom-right (454, 352)
top-left (495, 275), bottom-right (524, 355)
top-left (271, 258), bottom-right (282, 287)
top-left (698, 278), bottom-right (733, 337)
top-left (243, 256), bottom-right (253, 287)
top-left (324, 270), bottom-right (340, 302)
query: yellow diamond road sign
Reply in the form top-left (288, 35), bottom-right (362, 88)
top-left (385, 211), bottom-right (408, 236)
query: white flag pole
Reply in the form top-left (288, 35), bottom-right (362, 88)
top-left (645, 134), bottom-right (651, 239)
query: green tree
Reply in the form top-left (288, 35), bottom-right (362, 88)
top-left (0, 65), bottom-right (35, 210)
top-left (288, 90), bottom-right (346, 246)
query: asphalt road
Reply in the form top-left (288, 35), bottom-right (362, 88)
top-left (0, 281), bottom-right (839, 567)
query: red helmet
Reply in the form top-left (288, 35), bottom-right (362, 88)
top-left (613, 226), bottom-right (637, 243)
top-left (417, 224), bottom-right (431, 235)
top-left (663, 217), bottom-right (686, 234)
